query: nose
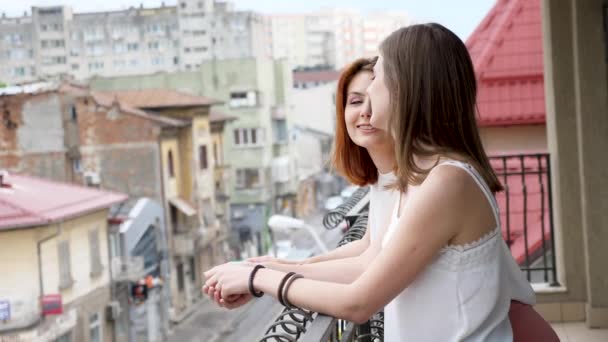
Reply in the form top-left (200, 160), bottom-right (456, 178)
top-left (360, 97), bottom-right (371, 118)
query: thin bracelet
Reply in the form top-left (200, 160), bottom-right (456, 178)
top-left (249, 265), bottom-right (266, 297)
top-left (277, 272), bottom-right (296, 306)
top-left (283, 274), bottom-right (303, 309)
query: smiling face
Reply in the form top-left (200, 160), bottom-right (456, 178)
top-left (344, 70), bottom-right (392, 150)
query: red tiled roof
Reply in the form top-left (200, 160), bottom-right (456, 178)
top-left (293, 70), bottom-right (340, 84)
top-left (56, 83), bottom-right (189, 128)
top-left (98, 89), bottom-right (222, 109)
top-left (0, 173), bottom-right (127, 230)
top-left (466, 0), bottom-right (546, 127)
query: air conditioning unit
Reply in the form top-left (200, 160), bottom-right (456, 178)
top-left (105, 301), bottom-right (121, 321)
top-left (84, 171), bottom-right (101, 186)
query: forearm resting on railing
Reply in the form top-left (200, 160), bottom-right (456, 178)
top-left (303, 228), bottom-right (370, 264)
top-left (265, 250), bottom-right (374, 284)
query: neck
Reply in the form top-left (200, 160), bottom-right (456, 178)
top-left (367, 145), bottom-right (395, 174)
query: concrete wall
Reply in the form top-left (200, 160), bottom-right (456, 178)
top-left (0, 228), bottom-right (40, 332)
top-left (539, 0), bottom-right (608, 327)
top-left (479, 124), bottom-right (548, 155)
top-left (292, 82), bottom-right (336, 137)
top-left (0, 92), bottom-right (68, 180)
top-left (76, 97), bottom-right (163, 200)
top-left (39, 210), bottom-right (111, 303)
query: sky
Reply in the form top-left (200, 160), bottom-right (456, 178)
top-left (0, 0), bottom-right (496, 41)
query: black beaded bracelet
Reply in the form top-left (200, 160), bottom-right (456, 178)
top-left (277, 272), bottom-right (296, 306)
top-left (249, 265), bottom-right (266, 297)
top-left (283, 274), bottom-right (303, 309)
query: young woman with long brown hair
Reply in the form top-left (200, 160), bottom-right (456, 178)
top-left (203, 24), bottom-right (558, 341)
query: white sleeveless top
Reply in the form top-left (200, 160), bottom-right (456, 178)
top-left (381, 160), bottom-right (536, 341)
top-left (368, 171), bottom-right (399, 244)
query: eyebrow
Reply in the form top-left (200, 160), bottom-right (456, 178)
top-left (347, 91), bottom-right (366, 96)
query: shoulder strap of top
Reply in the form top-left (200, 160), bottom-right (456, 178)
top-left (434, 160), bottom-right (501, 228)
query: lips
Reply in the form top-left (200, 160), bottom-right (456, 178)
top-left (356, 124), bottom-right (377, 132)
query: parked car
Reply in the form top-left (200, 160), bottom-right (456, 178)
top-left (340, 185), bottom-right (360, 199)
top-left (324, 196), bottom-right (344, 211)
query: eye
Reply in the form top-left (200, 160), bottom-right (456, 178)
top-left (349, 99), bottom-right (363, 105)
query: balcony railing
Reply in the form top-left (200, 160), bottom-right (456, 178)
top-left (489, 153), bottom-right (558, 285)
top-left (258, 153), bottom-right (556, 341)
top-left (0, 295), bottom-right (40, 332)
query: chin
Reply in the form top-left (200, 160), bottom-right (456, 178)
top-left (353, 136), bottom-right (379, 149)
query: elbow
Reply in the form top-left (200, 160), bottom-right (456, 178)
top-left (339, 291), bottom-right (373, 324)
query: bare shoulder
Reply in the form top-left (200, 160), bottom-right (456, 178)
top-left (420, 163), bottom-right (478, 202)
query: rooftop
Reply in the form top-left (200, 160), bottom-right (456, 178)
top-left (0, 172), bottom-right (127, 230)
top-left (467, 0), bottom-right (545, 127)
top-left (98, 89), bottom-right (222, 109)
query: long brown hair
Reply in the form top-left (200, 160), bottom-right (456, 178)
top-left (332, 57), bottom-right (379, 186)
top-left (380, 23), bottom-right (503, 193)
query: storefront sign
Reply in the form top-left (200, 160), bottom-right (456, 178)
top-left (41, 294), bottom-right (63, 315)
top-left (0, 300), bottom-right (10, 321)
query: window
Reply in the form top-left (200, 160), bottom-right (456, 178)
top-left (41, 40), bottom-right (48, 48)
top-left (273, 119), bottom-right (288, 143)
top-left (132, 225), bottom-right (159, 275)
top-left (70, 105), bottom-right (77, 121)
top-left (152, 56), bottom-right (164, 65)
top-left (170, 204), bottom-right (178, 231)
top-left (89, 229), bottom-right (103, 277)
top-left (71, 64), bottom-right (79, 70)
top-left (148, 41), bottom-right (160, 50)
top-left (189, 257), bottom-right (196, 282)
top-left (176, 263), bottom-right (185, 291)
top-left (58, 240), bottom-right (73, 289)
top-left (88, 62), bottom-right (104, 71)
top-left (251, 129), bottom-right (257, 144)
top-left (51, 39), bottom-right (65, 48)
top-left (233, 129), bottom-right (240, 145)
top-left (12, 67), bottom-right (25, 77)
top-left (72, 158), bottom-right (81, 173)
top-left (200, 199), bottom-right (215, 226)
top-left (213, 143), bottom-right (219, 166)
top-left (52, 56), bottom-right (66, 64)
top-left (229, 91), bottom-right (258, 108)
top-left (89, 312), bottom-right (102, 342)
top-left (235, 168), bottom-right (262, 188)
top-left (180, 1), bottom-right (186, 9)
top-left (233, 128), bottom-right (265, 147)
top-left (127, 43), bottom-right (139, 51)
top-left (168, 150), bottom-right (174, 178)
top-left (113, 43), bottom-right (126, 54)
top-left (199, 145), bottom-right (208, 170)
top-left (243, 129), bottom-right (249, 144)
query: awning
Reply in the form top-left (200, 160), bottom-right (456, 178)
top-left (168, 197), bottom-right (197, 217)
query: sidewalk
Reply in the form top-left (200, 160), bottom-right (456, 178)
top-left (551, 322), bottom-right (608, 342)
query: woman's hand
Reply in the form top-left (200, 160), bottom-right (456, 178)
top-left (203, 263), bottom-right (255, 309)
